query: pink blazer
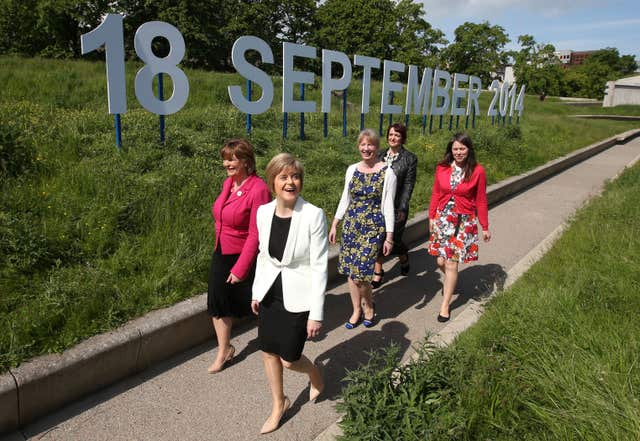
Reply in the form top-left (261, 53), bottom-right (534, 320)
top-left (212, 174), bottom-right (271, 280)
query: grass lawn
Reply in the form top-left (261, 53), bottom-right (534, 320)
top-left (338, 162), bottom-right (640, 440)
top-left (1, 55), bottom-right (639, 372)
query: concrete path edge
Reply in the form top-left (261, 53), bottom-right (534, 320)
top-left (1, 128), bottom-right (639, 434)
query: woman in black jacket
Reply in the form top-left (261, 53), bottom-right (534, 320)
top-left (372, 123), bottom-right (418, 287)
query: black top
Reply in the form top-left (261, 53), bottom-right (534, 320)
top-left (268, 214), bottom-right (291, 262)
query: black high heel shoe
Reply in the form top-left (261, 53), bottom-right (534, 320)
top-left (371, 269), bottom-right (385, 289)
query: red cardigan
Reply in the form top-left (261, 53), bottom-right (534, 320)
top-left (428, 163), bottom-right (489, 230)
top-left (212, 174), bottom-right (271, 280)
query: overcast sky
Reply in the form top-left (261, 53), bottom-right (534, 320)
top-left (421, 0), bottom-right (640, 62)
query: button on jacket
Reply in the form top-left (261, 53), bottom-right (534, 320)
top-left (212, 174), bottom-right (271, 280)
top-left (428, 164), bottom-right (489, 230)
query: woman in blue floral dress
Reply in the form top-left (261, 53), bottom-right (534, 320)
top-left (428, 133), bottom-right (491, 322)
top-left (329, 129), bottom-right (397, 329)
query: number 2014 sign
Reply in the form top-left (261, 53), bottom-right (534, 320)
top-left (81, 13), bottom-right (525, 120)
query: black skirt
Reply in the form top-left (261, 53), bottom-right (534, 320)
top-left (258, 274), bottom-right (309, 362)
top-left (207, 247), bottom-right (254, 318)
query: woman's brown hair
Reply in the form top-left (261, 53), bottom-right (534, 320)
top-left (438, 132), bottom-right (477, 182)
top-left (220, 138), bottom-right (256, 175)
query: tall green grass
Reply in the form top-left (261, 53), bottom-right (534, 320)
top-left (1, 55), bottom-right (639, 372)
top-left (338, 163), bottom-right (640, 440)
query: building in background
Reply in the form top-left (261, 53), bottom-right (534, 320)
top-left (603, 75), bottom-right (640, 107)
top-left (553, 50), bottom-right (597, 67)
top-left (555, 50), bottom-right (572, 65)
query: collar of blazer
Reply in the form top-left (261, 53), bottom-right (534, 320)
top-left (222, 174), bottom-right (259, 206)
top-left (260, 196), bottom-right (305, 266)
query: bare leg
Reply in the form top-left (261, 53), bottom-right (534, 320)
top-left (439, 260), bottom-right (459, 318)
top-left (208, 316), bottom-right (234, 373)
top-left (282, 355), bottom-right (324, 401)
top-left (436, 256), bottom-right (446, 296)
top-left (347, 278), bottom-right (363, 324)
top-left (359, 281), bottom-right (375, 320)
top-left (372, 255), bottom-right (384, 283)
top-left (261, 352), bottom-right (290, 434)
top-left (436, 256), bottom-right (445, 274)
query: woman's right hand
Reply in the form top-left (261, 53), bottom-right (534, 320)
top-left (328, 225), bottom-right (337, 244)
top-left (251, 300), bottom-right (260, 315)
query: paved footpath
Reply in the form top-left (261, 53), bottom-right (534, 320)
top-left (4, 137), bottom-right (640, 441)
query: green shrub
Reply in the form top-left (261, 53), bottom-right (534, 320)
top-left (0, 119), bottom-right (36, 179)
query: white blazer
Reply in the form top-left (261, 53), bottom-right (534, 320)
top-left (252, 197), bottom-right (328, 321)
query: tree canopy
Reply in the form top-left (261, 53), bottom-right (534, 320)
top-left (442, 21), bottom-right (510, 84)
top-left (1, 0), bottom-right (637, 99)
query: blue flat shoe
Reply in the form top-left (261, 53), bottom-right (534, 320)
top-left (363, 303), bottom-right (376, 328)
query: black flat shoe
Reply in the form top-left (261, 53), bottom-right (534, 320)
top-left (437, 314), bottom-right (450, 323)
top-left (371, 270), bottom-right (385, 289)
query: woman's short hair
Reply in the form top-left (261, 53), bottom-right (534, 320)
top-left (386, 123), bottom-right (407, 144)
top-left (265, 153), bottom-right (305, 193)
top-left (220, 138), bottom-right (256, 175)
top-left (357, 128), bottom-right (380, 148)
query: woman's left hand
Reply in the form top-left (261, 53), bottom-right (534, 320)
top-left (307, 320), bottom-right (322, 339)
top-left (251, 300), bottom-right (260, 315)
top-left (482, 230), bottom-right (492, 242)
top-left (227, 272), bottom-right (242, 284)
top-left (383, 239), bottom-right (393, 256)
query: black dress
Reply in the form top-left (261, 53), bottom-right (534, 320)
top-left (258, 214), bottom-right (310, 362)
top-left (207, 246), bottom-right (254, 318)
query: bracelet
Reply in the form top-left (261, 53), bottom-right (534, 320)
top-left (385, 239), bottom-right (393, 245)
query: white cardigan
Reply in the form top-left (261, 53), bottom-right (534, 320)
top-left (252, 197), bottom-right (328, 321)
top-left (334, 163), bottom-right (397, 232)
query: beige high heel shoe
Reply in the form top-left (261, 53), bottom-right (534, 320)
top-left (260, 396), bottom-right (291, 434)
top-left (207, 344), bottom-right (235, 374)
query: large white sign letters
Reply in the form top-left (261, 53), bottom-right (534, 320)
top-left (82, 15), bottom-right (526, 119)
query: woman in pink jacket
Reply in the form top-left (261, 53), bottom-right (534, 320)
top-left (428, 133), bottom-right (491, 322)
top-left (207, 139), bottom-right (270, 373)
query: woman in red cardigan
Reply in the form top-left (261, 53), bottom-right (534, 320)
top-left (207, 139), bottom-right (270, 373)
top-left (428, 133), bottom-right (491, 322)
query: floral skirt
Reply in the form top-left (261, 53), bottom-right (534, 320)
top-left (428, 209), bottom-right (479, 263)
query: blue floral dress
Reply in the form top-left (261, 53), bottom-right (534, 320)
top-left (428, 164), bottom-right (480, 263)
top-left (338, 168), bottom-right (387, 281)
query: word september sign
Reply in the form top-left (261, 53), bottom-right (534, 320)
top-left (81, 14), bottom-right (525, 119)
top-left (230, 36), bottom-right (525, 118)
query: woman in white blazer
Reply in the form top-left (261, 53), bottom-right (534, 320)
top-left (251, 153), bottom-right (328, 434)
top-left (329, 129), bottom-right (396, 329)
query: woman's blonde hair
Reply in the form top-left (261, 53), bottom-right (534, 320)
top-left (357, 128), bottom-right (380, 148)
top-left (265, 153), bottom-right (305, 193)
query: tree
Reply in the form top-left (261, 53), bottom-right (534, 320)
top-left (391, 0), bottom-right (447, 69)
top-left (313, 0), bottom-right (396, 61)
top-left (312, 0), bottom-right (446, 78)
top-left (561, 48), bottom-right (639, 99)
top-left (441, 21), bottom-right (510, 85)
top-left (0, 0), bottom-right (110, 58)
top-left (512, 34), bottom-right (563, 95)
